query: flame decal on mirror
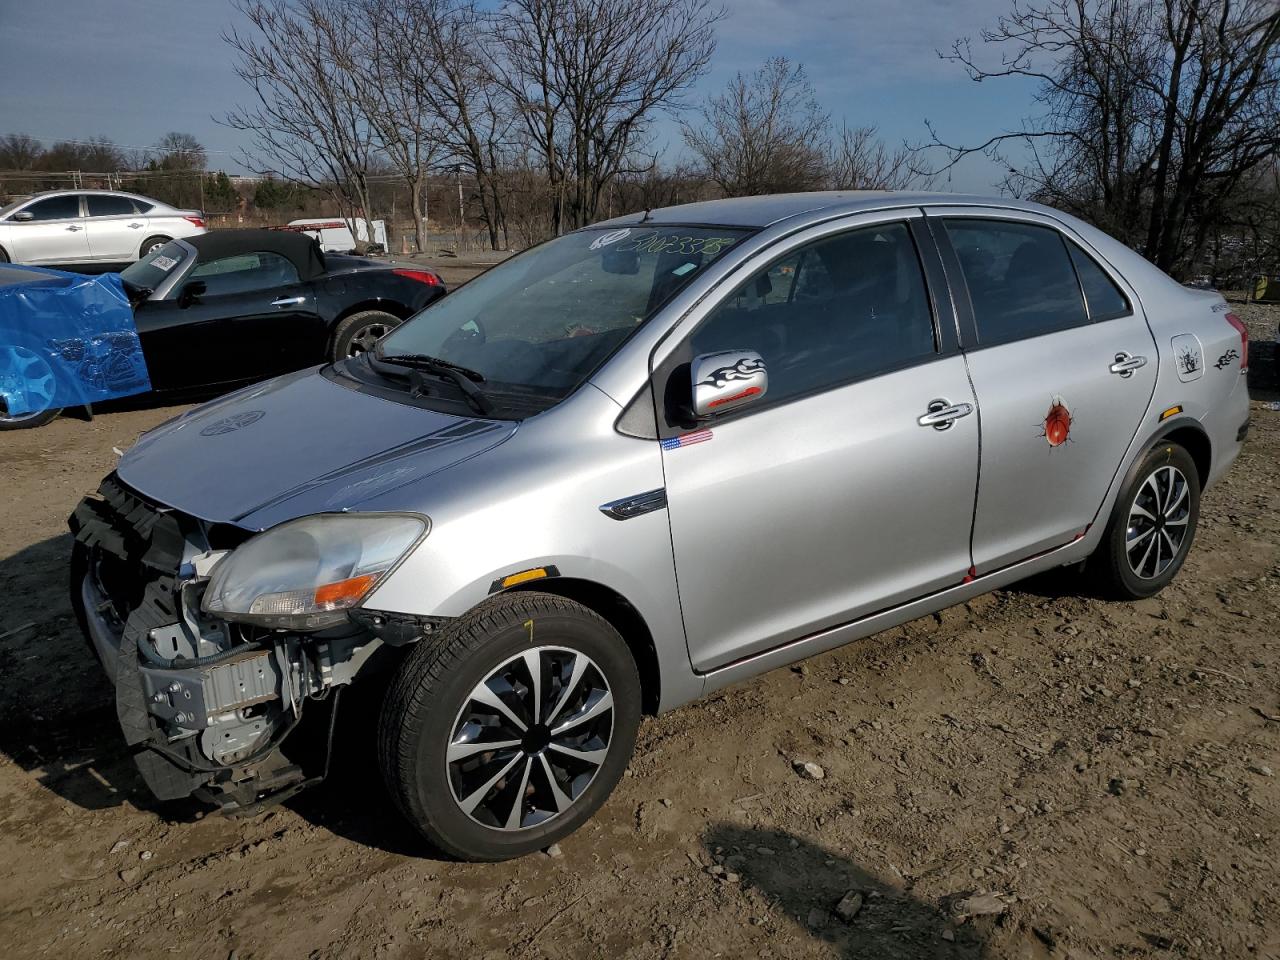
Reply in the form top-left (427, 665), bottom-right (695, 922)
top-left (697, 356), bottom-right (765, 388)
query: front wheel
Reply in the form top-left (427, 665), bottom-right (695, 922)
top-left (1088, 441), bottom-right (1201, 599)
top-left (0, 344), bottom-right (62, 430)
top-left (378, 591), bottom-right (641, 861)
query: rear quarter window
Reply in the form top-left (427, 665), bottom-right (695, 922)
top-left (1067, 241), bottom-right (1131, 322)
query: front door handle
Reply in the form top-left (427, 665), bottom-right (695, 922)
top-left (271, 296), bottom-right (306, 307)
top-left (1109, 352), bottom-right (1147, 377)
top-left (65, 224), bottom-right (82, 232)
top-left (918, 399), bottom-right (974, 430)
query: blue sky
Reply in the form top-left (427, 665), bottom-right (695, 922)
top-left (0, 0), bottom-right (1037, 192)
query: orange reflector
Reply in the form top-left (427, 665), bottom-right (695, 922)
top-left (502, 568), bottom-right (549, 589)
top-left (314, 573), bottom-right (378, 607)
top-left (1159, 405), bottom-right (1183, 421)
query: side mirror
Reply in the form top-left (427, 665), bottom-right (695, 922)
top-left (691, 349), bottom-right (768, 418)
top-left (12, 210), bottom-right (34, 222)
top-left (178, 280), bottom-right (207, 307)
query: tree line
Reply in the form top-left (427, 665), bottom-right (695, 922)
top-left (2, 0), bottom-right (1277, 280)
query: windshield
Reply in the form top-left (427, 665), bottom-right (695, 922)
top-left (374, 226), bottom-right (750, 411)
top-left (0, 197), bottom-right (29, 219)
top-left (119, 239), bottom-right (190, 292)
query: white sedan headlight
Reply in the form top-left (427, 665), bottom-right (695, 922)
top-left (202, 514), bottom-right (427, 630)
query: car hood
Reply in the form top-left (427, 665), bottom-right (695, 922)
top-left (117, 367), bottom-right (516, 528)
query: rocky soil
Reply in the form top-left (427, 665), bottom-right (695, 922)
top-left (0, 291), bottom-right (1276, 960)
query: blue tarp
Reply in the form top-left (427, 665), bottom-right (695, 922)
top-left (0, 264), bottom-right (151, 415)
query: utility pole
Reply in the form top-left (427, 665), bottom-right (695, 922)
top-left (456, 165), bottom-right (465, 231)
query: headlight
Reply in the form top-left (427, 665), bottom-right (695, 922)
top-left (202, 514), bottom-right (427, 630)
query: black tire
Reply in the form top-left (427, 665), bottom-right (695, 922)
top-left (331, 309), bottom-right (403, 360)
top-left (138, 236), bottom-right (170, 259)
top-left (0, 245), bottom-right (9, 263)
top-left (0, 404), bottom-right (61, 430)
top-left (378, 591), bottom-right (641, 861)
top-left (1088, 441), bottom-right (1200, 599)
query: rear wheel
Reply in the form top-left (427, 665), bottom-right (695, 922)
top-left (0, 345), bottom-right (62, 430)
top-left (332, 309), bottom-right (403, 360)
top-left (378, 591), bottom-right (640, 861)
top-left (0, 246), bottom-right (9, 263)
top-left (138, 236), bottom-right (170, 259)
top-left (1088, 441), bottom-right (1200, 599)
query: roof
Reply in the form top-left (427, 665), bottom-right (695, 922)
top-left (590, 190), bottom-right (1060, 230)
top-left (187, 228), bottom-right (327, 281)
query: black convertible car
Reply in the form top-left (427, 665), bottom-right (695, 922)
top-left (1, 229), bottom-right (446, 428)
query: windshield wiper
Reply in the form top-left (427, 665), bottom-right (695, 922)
top-left (375, 352), bottom-right (486, 383)
top-left (369, 352), bottom-right (494, 416)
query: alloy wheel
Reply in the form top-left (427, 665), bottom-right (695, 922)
top-left (347, 322), bottom-right (391, 357)
top-left (447, 645), bottom-right (614, 831)
top-left (1125, 465), bottom-right (1191, 579)
top-left (0, 346), bottom-right (57, 424)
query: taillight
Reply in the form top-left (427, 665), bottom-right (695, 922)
top-left (183, 215), bottom-right (206, 228)
top-left (393, 268), bottom-right (440, 286)
top-left (1224, 312), bottom-right (1248, 371)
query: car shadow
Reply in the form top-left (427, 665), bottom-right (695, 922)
top-left (702, 823), bottom-right (994, 958)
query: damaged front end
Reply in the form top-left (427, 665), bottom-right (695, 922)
top-left (69, 475), bottom-right (437, 814)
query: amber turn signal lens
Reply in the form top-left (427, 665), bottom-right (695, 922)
top-left (314, 573), bottom-right (379, 608)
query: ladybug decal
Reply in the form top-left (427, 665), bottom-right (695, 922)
top-left (1041, 396), bottom-right (1073, 447)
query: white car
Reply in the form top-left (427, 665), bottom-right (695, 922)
top-left (0, 190), bottom-right (206, 267)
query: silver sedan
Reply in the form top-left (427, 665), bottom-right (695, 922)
top-left (72, 191), bottom-right (1250, 860)
top-left (0, 189), bottom-right (205, 266)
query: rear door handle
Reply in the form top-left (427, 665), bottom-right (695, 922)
top-left (65, 224), bottom-right (82, 232)
top-left (1109, 352), bottom-right (1147, 377)
top-left (128, 222), bottom-right (143, 229)
top-left (271, 296), bottom-right (306, 307)
top-left (918, 399), bottom-right (974, 430)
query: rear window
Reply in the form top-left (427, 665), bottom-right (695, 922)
top-left (119, 240), bottom-right (190, 292)
top-left (87, 195), bottom-right (138, 217)
top-left (1067, 241), bottom-right (1130, 322)
top-left (945, 219), bottom-right (1087, 345)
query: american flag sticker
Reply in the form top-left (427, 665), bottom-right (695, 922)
top-left (660, 429), bottom-right (713, 450)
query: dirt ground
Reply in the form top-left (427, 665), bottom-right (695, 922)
top-left (0, 285), bottom-right (1277, 960)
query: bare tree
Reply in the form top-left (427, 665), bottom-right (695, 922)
top-left (354, 0), bottom-right (449, 252)
top-left (683, 57), bottom-right (830, 197)
top-left (0, 134), bottom-right (43, 170)
top-left (827, 124), bottom-right (918, 191)
top-left (223, 0), bottom-right (379, 246)
top-left (153, 132), bottom-right (207, 171)
top-left (420, 0), bottom-right (518, 249)
top-left (919, 0), bottom-right (1280, 277)
top-left (493, 0), bottom-right (720, 234)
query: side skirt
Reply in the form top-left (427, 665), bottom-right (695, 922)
top-left (697, 537), bottom-right (1093, 697)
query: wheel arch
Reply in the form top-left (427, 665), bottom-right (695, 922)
top-left (1149, 418), bottom-right (1211, 489)
top-left (503, 577), bottom-right (661, 716)
top-left (334, 298), bottom-right (414, 325)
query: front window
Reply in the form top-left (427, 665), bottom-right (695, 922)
top-left (373, 225), bottom-right (750, 414)
top-left (20, 195), bottom-right (82, 221)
